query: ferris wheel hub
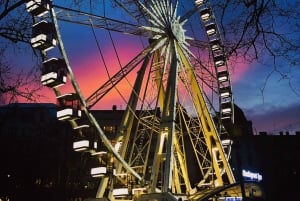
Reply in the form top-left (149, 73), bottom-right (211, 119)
top-left (141, 0), bottom-right (191, 54)
top-left (170, 18), bottom-right (185, 42)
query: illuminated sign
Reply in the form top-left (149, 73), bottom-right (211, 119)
top-left (224, 197), bottom-right (242, 201)
top-left (242, 169), bottom-right (262, 181)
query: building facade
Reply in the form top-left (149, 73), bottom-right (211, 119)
top-left (0, 103), bottom-right (298, 201)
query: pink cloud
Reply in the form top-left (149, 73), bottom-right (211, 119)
top-left (228, 58), bottom-right (252, 83)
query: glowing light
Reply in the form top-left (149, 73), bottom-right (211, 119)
top-left (57, 108), bottom-right (81, 120)
top-left (114, 141), bottom-right (122, 152)
top-left (132, 188), bottom-right (146, 195)
top-left (195, 0), bottom-right (205, 7)
top-left (221, 139), bottom-right (232, 146)
top-left (91, 167), bottom-right (107, 177)
top-left (140, 0), bottom-right (193, 65)
top-left (113, 188), bottom-right (129, 196)
top-left (242, 170), bottom-right (262, 181)
top-left (221, 107), bottom-right (232, 114)
top-left (73, 140), bottom-right (90, 151)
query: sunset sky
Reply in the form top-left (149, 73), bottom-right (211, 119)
top-left (4, 1), bottom-right (300, 134)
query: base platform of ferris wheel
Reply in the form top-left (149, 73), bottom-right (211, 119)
top-left (84, 181), bottom-right (265, 201)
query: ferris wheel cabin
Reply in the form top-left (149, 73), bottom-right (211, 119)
top-left (210, 39), bottom-right (222, 51)
top-left (220, 102), bottom-right (233, 121)
top-left (195, 0), bottom-right (205, 7)
top-left (56, 93), bottom-right (82, 121)
top-left (217, 70), bottom-right (229, 83)
top-left (219, 86), bottom-right (232, 98)
top-left (214, 54), bottom-right (226, 67)
top-left (26, 0), bottom-right (51, 17)
top-left (200, 8), bottom-right (212, 21)
top-left (31, 20), bottom-right (57, 51)
top-left (90, 150), bottom-right (110, 177)
top-left (90, 167), bottom-right (108, 178)
top-left (41, 58), bottom-right (67, 88)
top-left (205, 23), bottom-right (217, 36)
top-left (72, 129), bottom-right (102, 153)
top-left (72, 139), bottom-right (100, 153)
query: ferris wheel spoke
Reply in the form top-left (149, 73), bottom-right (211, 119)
top-left (86, 41), bottom-right (159, 108)
top-left (111, 0), bottom-right (148, 24)
top-left (52, 4), bottom-right (149, 37)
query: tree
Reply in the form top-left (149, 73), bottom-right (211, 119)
top-left (0, 0), bottom-right (43, 104)
top-left (0, 0), bottom-right (101, 104)
top-left (0, 48), bottom-right (43, 104)
top-left (213, 0), bottom-right (300, 95)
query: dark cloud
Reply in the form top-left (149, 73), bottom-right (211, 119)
top-left (243, 102), bottom-right (300, 134)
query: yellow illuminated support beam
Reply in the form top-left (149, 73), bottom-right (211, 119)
top-left (175, 42), bottom-right (235, 185)
top-left (153, 50), bottom-right (166, 110)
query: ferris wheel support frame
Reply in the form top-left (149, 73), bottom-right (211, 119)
top-left (176, 42), bottom-right (235, 185)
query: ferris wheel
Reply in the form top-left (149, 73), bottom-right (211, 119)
top-left (24, 0), bottom-right (256, 200)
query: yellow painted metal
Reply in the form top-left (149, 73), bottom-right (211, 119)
top-left (175, 42), bottom-right (235, 185)
top-left (173, 130), bottom-right (192, 193)
top-left (115, 54), bottom-right (151, 175)
top-left (149, 132), bottom-right (166, 192)
top-left (152, 50), bottom-right (166, 110)
top-left (149, 41), bottom-right (179, 193)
